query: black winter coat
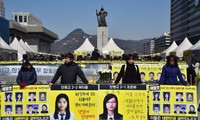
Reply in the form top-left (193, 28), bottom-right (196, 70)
top-left (51, 62), bottom-right (88, 84)
top-left (114, 64), bottom-right (141, 84)
top-left (16, 68), bottom-right (37, 85)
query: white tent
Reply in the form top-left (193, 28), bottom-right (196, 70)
top-left (101, 38), bottom-right (124, 56)
top-left (171, 37), bottom-right (193, 58)
top-left (19, 39), bottom-right (34, 53)
top-left (0, 36), bottom-right (17, 60)
top-left (195, 44), bottom-right (200, 50)
top-left (188, 40), bottom-right (200, 50)
top-left (0, 36), bottom-right (14, 50)
top-left (25, 42), bottom-right (38, 53)
top-left (161, 41), bottom-right (178, 58)
top-left (74, 38), bottom-right (94, 55)
top-left (10, 37), bottom-right (27, 60)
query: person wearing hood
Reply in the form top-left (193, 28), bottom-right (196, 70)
top-left (114, 54), bottom-right (141, 84)
top-left (16, 60), bottom-right (37, 88)
top-left (49, 53), bottom-right (88, 88)
top-left (158, 55), bottom-right (189, 85)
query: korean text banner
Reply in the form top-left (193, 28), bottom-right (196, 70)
top-left (149, 85), bottom-right (197, 117)
top-left (50, 84), bottom-right (99, 120)
top-left (99, 84), bottom-right (147, 120)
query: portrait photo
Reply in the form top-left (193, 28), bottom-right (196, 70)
top-left (15, 92), bottom-right (23, 102)
top-left (174, 104), bottom-right (186, 114)
top-left (186, 93), bottom-right (193, 102)
top-left (163, 104), bottom-right (170, 113)
top-left (28, 92), bottom-right (36, 102)
top-left (153, 92), bottom-right (160, 101)
top-left (50, 93), bottom-right (75, 120)
top-left (40, 104), bottom-right (49, 114)
top-left (163, 92), bottom-right (170, 101)
top-left (176, 92), bottom-right (184, 102)
top-left (5, 105), bottom-right (12, 114)
top-left (99, 94), bottom-right (123, 120)
top-left (188, 104), bottom-right (196, 114)
top-left (39, 92), bottom-right (46, 101)
top-left (15, 105), bottom-right (23, 114)
top-left (26, 104), bottom-right (39, 114)
top-left (153, 104), bottom-right (160, 114)
top-left (5, 92), bottom-right (12, 102)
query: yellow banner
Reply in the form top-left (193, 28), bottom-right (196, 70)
top-left (149, 85), bottom-right (198, 117)
top-left (49, 84), bottom-right (98, 120)
top-left (111, 63), bottom-right (187, 82)
top-left (1, 85), bottom-right (50, 117)
top-left (99, 84), bottom-right (147, 120)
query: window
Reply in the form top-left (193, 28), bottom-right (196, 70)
top-left (19, 15), bottom-right (22, 22)
top-left (14, 15), bottom-right (18, 22)
top-left (24, 16), bottom-right (27, 22)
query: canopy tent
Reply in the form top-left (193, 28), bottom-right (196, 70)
top-left (10, 37), bottom-right (27, 60)
top-left (188, 39), bottom-right (200, 50)
top-left (183, 40), bottom-right (200, 65)
top-left (19, 39), bottom-right (34, 53)
top-left (25, 41), bottom-right (38, 53)
top-left (101, 38), bottom-right (124, 56)
top-left (161, 41), bottom-right (178, 58)
top-left (74, 38), bottom-right (95, 56)
top-left (0, 37), bottom-right (18, 60)
top-left (170, 37), bottom-right (193, 58)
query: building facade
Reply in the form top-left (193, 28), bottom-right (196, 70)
top-left (10, 12), bottom-right (58, 53)
top-left (171, 0), bottom-right (200, 45)
top-left (0, 0), bottom-right (5, 18)
top-left (154, 32), bottom-right (171, 53)
top-left (143, 39), bottom-right (155, 55)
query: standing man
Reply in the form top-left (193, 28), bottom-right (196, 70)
top-left (49, 53), bottom-right (88, 88)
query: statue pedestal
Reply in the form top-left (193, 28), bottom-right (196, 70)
top-left (97, 27), bottom-right (108, 50)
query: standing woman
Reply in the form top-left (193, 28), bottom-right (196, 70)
top-left (50, 93), bottom-right (74, 120)
top-left (114, 54), bottom-right (141, 84)
top-left (99, 94), bottom-right (123, 120)
top-left (16, 60), bottom-right (37, 88)
top-left (158, 55), bottom-right (189, 85)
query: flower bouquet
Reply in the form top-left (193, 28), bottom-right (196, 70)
top-left (98, 68), bottom-right (112, 83)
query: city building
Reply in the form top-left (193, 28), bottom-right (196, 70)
top-left (171, 0), bottom-right (200, 45)
top-left (10, 12), bottom-right (58, 53)
top-left (0, 17), bottom-right (9, 43)
top-left (0, 0), bottom-right (5, 18)
top-left (154, 32), bottom-right (171, 53)
top-left (143, 39), bottom-right (155, 55)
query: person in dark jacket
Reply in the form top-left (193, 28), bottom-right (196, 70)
top-left (91, 48), bottom-right (100, 60)
top-left (16, 60), bottom-right (37, 88)
top-left (99, 94), bottom-right (123, 120)
top-left (49, 53), bottom-right (88, 88)
top-left (158, 55), bottom-right (189, 86)
top-left (114, 54), bottom-right (141, 84)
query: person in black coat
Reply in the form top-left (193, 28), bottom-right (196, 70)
top-left (99, 94), bottom-right (123, 120)
top-left (16, 60), bottom-right (37, 88)
top-left (91, 48), bottom-right (100, 60)
top-left (114, 54), bottom-right (141, 84)
top-left (49, 53), bottom-right (88, 88)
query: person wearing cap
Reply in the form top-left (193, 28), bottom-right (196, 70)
top-left (16, 60), bottom-right (37, 88)
top-left (49, 53), bottom-right (88, 88)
